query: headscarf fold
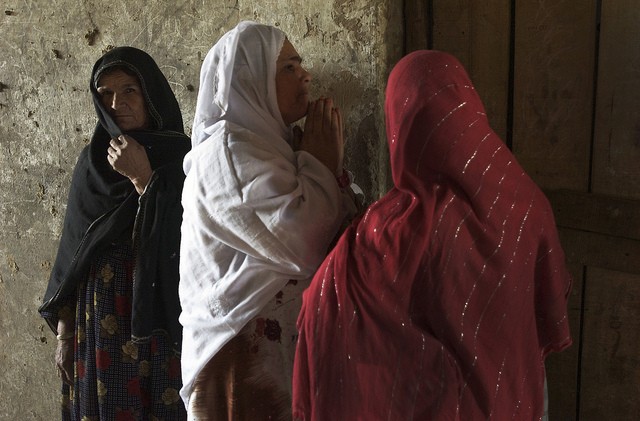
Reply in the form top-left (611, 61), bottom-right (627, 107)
top-left (293, 50), bottom-right (572, 420)
top-left (189, 20), bottom-right (289, 152)
top-left (40, 46), bottom-right (190, 352)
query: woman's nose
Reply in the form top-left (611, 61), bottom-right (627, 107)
top-left (109, 93), bottom-right (118, 109)
top-left (110, 93), bottom-right (125, 109)
top-left (302, 68), bottom-right (312, 83)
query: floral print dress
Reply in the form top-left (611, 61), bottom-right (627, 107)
top-left (53, 243), bottom-right (186, 421)
top-left (188, 278), bottom-right (309, 420)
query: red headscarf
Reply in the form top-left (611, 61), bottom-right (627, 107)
top-left (293, 50), bottom-right (572, 421)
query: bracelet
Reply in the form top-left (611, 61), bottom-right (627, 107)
top-left (336, 169), bottom-right (350, 189)
top-left (56, 332), bottom-right (74, 340)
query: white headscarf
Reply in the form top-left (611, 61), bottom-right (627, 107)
top-left (190, 21), bottom-right (289, 151)
top-left (179, 21), bottom-right (356, 407)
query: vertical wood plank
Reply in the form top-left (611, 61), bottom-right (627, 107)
top-left (545, 262), bottom-right (583, 421)
top-left (432, 0), bottom-right (471, 63)
top-left (404, 0), bottom-right (429, 53)
top-left (466, 0), bottom-right (511, 142)
top-left (431, 0), bottom-right (511, 140)
top-left (592, 2), bottom-right (640, 199)
top-left (512, 1), bottom-right (596, 190)
top-left (580, 267), bottom-right (640, 420)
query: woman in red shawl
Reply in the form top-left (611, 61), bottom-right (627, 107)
top-left (292, 50), bottom-right (572, 420)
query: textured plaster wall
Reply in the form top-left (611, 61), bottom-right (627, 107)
top-left (0, 0), bottom-right (402, 418)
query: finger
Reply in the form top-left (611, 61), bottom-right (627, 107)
top-left (337, 108), bottom-right (344, 143)
top-left (331, 107), bottom-right (341, 130)
top-left (118, 135), bottom-right (128, 147)
top-left (107, 147), bottom-right (120, 159)
top-left (331, 108), bottom-right (340, 142)
top-left (56, 362), bottom-right (65, 376)
top-left (322, 98), bottom-right (334, 130)
top-left (62, 369), bottom-right (73, 386)
top-left (313, 98), bottom-right (326, 129)
top-left (304, 101), bottom-right (316, 132)
top-left (109, 139), bottom-right (120, 149)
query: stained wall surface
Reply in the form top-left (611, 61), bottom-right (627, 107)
top-left (0, 1), bottom-right (402, 418)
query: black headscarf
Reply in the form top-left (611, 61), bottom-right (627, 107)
top-left (40, 47), bottom-right (190, 352)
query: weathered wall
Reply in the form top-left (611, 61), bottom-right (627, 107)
top-left (0, 1), bottom-right (402, 418)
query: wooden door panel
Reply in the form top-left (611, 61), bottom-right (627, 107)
top-left (545, 262), bottom-right (583, 421)
top-left (430, 0), bottom-right (511, 141)
top-left (548, 189), bottom-right (640, 420)
top-left (404, 2), bottom-right (640, 419)
top-left (592, 2), bottom-right (640, 199)
top-left (546, 190), bottom-right (640, 240)
top-left (512, 0), bottom-right (596, 191)
top-left (549, 189), bottom-right (640, 275)
top-left (579, 267), bottom-right (640, 420)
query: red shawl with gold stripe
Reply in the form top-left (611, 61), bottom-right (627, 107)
top-left (293, 50), bottom-right (572, 421)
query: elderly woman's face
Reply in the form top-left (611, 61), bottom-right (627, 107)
top-left (96, 69), bottom-right (150, 131)
top-left (276, 39), bottom-right (312, 125)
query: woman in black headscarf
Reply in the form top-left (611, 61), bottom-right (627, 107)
top-left (39, 47), bottom-right (190, 420)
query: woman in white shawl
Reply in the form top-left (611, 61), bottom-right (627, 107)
top-left (179, 21), bottom-right (359, 419)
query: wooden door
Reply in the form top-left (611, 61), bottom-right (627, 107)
top-left (403, 1), bottom-right (640, 419)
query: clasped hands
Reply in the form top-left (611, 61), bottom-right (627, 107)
top-left (294, 97), bottom-right (344, 177)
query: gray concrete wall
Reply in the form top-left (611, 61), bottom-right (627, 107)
top-left (0, 0), bottom-right (402, 418)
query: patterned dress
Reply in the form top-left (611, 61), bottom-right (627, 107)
top-left (188, 279), bottom-right (309, 420)
top-left (49, 243), bottom-right (186, 421)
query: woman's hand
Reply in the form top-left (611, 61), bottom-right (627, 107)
top-left (55, 337), bottom-right (74, 386)
top-left (55, 318), bottom-right (74, 386)
top-left (107, 135), bottom-right (153, 194)
top-left (298, 97), bottom-right (344, 176)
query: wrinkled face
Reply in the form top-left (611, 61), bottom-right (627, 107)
top-left (96, 69), bottom-right (150, 131)
top-left (275, 39), bottom-right (312, 125)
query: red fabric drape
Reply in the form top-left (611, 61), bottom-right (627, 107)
top-left (293, 50), bottom-right (572, 421)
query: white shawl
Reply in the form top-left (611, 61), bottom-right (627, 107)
top-left (179, 21), bottom-right (355, 405)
